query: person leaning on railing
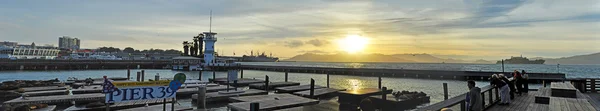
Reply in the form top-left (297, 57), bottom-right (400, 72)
top-left (490, 74), bottom-right (510, 105)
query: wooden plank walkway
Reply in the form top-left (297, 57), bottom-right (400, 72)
top-left (275, 85), bottom-right (326, 93)
top-left (192, 89), bottom-right (268, 102)
top-left (249, 82), bottom-right (301, 90)
top-left (21, 86), bottom-right (66, 92)
top-left (176, 85), bottom-right (236, 95)
top-left (23, 90), bottom-right (67, 97)
top-left (228, 94), bottom-right (320, 111)
top-left (65, 99), bottom-right (174, 111)
top-left (488, 92), bottom-right (538, 111)
top-left (117, 103), bottom-right (192, 111)
top-left (293, 88), bottom-right (344, 98)
top-left (490, 85), bottom-right (597, 111)
top-left (211, 78), bottom-right (266, 86)
top-left (3, 93), bottom-right (104, 106)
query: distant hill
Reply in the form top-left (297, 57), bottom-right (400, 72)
top-left (286, 53), bottom-right (476, 63)
top-left (391, 54), bottom-right (468, 63)
top-left (544, 52), bottom-right (600, 64)
top-left (474, 59), bottom-right (494, 64)
top-left (286, 53), bottom-right (414, 63)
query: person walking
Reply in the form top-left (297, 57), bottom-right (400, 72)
top-left (467, 80), bottom-right (482, 111)
top-left (499, 74), bottom-right (515, 99)
top-left (522, 70), bottom-right (529, 94)
top-left (513, 70), bottom-right (524, 96)
top-left (491, 74), bottom-right (510, 105)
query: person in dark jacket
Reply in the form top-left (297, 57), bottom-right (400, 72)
top-left (467, 80), bottom-right (482, 111)
top-left (513, 70), bottom-right (523, 96)
top-left (499, 74), bottom-right (515, 99)
top-left (522, 70), bottom-right (529, 93)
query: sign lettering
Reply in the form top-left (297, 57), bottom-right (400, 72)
top-left (105, 86), bottom-right (176, 103)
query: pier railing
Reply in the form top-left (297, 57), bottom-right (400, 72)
top-left (568, 78), bottom-right (600, 93)
top-left (418, 78), bottom-right (514, 111)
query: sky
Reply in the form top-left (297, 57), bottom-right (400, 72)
top-left (1, 0), bottom-right (599, 60)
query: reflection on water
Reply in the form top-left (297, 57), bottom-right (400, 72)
top-left (346, 79), bottom-right (362, 91)
top-left (345, 63), bottom-right (365, 68)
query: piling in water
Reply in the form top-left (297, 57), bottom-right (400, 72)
top-left (197, 86), bottom-right (206, 109)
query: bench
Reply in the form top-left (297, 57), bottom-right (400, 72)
top-left (549, 97), bottom-right (596, 111)
top-left (551, 82), bottom-right (577, 98)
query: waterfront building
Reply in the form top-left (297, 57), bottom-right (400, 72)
top-left (203, 32), bottom-right (217, 64)
top-left (58, 36), bottom-right (80, 50)
top-left (0, 45), bottom-right (60, 59)
top-left (1, 41), bottom-right (18, 47)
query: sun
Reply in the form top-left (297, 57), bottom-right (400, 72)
top-left (338, 35), bottom-right (368, 54)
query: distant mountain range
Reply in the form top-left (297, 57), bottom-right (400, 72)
top-left (286, 53), bottom-right (472, 63)
top-left (285, 52), bottom-right (600, 64)
top-left (543, 52), bottom-right (600, 64)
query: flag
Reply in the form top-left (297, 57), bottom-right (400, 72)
top-left (102, 77), bottom-right (118, 93)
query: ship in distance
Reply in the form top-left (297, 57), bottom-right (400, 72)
top-left (242, 51), bottom-right (279, 62)
top-left (497, 56), bottom-right (545, 64)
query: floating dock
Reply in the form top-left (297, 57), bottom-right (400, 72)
top-left (176, 85), bottom-right (237, 96)
top-left (293, 88), bottom-right (344, 98)
top-left (210, 78), bottom-right (265, 86)
top-left (21, 86), bottom-right (66, 92)
top-left (228, 94), bottom-right (320, 111)
top-left (64, 99), bottom-right (173, 111)
top-left (117, 104), bottom-right (192, 111)
top-left (249, 82), bottom-right (300, 90)
top-left (191, 89), bottom-right (268, 102)
top-left (2, 93), bottom-right (104, 107)
top-left (241, 65), bottom-right (566, 81)
top-left (275, 85), bottom-right (325, 93)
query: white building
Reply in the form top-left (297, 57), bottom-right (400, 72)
top-left (59, 36), bottom-right (80, 50)
top-left (0, 45), bottom-right (60, 59)
top-left (203, 32), bottom-right (217, 65)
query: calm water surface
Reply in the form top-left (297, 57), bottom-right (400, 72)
top-left (1, 62), bottom-right (591, 110)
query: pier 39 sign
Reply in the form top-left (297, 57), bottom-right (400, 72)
top-left (103, 74), bottom-right (186, 103)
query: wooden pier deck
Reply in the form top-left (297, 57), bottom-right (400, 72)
top-left (65, 99), bottom-right (174, 111)
top-left (22, 90), bottom-right (67, 97)
top-left (3, 93), bottom-right (104, 106)
top-left (293, 88), bottom-right (344, 98)
top-left (191, 89), bottom-right (268, 102)
top-left (117, 103), bottom-right (192, 111)
top-left (241, 65), bottom-right (566, 81)
top-left (176, 85), bottom-right (237, 95)
top-left (21, 86), bottom-right (66, 92)
top-left (275, 85), bottom-right (326, 93)
top-left (249, 82), bottom-right (301, 90)
top-left (488, 83), bottom-right (596, 111)
top-left (228, 94), bottom-right (320, 111)
top-left (211, 78), bottom-right (265, 86)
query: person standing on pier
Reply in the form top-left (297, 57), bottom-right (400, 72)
top-left (490, 74), bottom-right (510, 105)
top-left (521, 70), bottom-right (529, 94)
top-left (499, 74), bottom-right (515, 99)
top-left (467, 80), bottom-right (482, 111)
top-left (513, 70), bottom-right (524, 96)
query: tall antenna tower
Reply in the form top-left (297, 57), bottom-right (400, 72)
top-left (209, 10), bottom-right (212, 33)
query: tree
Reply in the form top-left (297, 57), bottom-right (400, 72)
top-left (123, 47), bottom-right (134, 53)
top-left (183, 41), bottom-right (190, 56)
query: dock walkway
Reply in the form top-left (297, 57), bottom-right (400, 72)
top-left (488, 82), bottom-right (597, 111)
top-left (275, 85), bottom-right (326, 93)
top-left (249, 82), bottom-right (300, 90)
top-left (3, 93), bottom-right (104, 106)
top-left (228, 94), bottom-right (320, 111)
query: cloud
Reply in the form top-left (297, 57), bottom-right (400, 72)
top-left (306, 39), bottom-right (329, 47)
top-left (284, 40), bottom-right (304, 48)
